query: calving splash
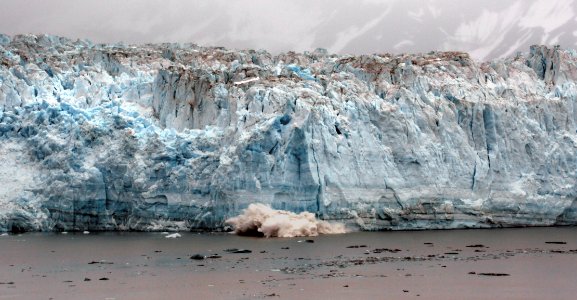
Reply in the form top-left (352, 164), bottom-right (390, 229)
top-left (226, 204), bottom-right (346, 238)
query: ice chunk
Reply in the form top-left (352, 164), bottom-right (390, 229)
top-left (165, 233), bottom-right (182, 238)
top-left (286, 64), bottom-right (316, 81)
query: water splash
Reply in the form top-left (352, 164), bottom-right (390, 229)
top-left (225, 203), bottom-right (346, 238)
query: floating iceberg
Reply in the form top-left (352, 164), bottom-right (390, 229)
top-left (165, 233), bottom-right (182, 239)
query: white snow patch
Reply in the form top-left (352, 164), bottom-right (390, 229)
top-left (394, 40), bottom-right (415, 50)
top-left (427, 4), bottom-right (442, 18)
top-left (408, 8), bottom-right (425, 22)
top-left (234, 77), bottom-right (260, 85)
top-left (519, 0), bottom-right (574, 34)
top-left (444, 2), bottom-right (522, 61)
top-left (226, 203), bottom-right (346, 238)
top-left (330, 7), bottom-right (392, 53)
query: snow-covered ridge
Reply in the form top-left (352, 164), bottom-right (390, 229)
top-left (1, 34), bottom-right (577, 232)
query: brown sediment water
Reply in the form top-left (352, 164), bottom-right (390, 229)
top-left (1, 227), bottom-right (577, 299)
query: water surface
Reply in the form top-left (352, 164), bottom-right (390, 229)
top-left (1, 227), bottom-right (576, 299)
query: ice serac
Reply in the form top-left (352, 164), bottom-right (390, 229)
top-left (1, 34), bottom-right (577, 232)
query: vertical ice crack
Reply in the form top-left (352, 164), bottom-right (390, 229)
top-left (471, 161), bottom-right (477, 191)
top-left (310, 125), bottom-right (322, 215)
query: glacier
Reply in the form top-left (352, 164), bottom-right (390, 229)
top-left (1, 34), bottom-right (577, 232)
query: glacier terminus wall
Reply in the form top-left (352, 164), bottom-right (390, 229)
top-left (1, 34), bottom-right (577, 232)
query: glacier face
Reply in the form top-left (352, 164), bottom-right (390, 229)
top-left (1, 34), bottom-right (577, 232)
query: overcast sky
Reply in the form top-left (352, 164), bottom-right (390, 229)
top-left (1, 0), bottom-right (576, 61)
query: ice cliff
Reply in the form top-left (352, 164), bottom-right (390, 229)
top-left (1, 34), bottom-right (577, 232)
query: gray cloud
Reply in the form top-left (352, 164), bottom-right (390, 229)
top-left (1, 0), bottom-right (576, 60)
